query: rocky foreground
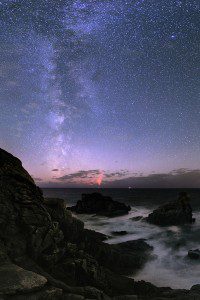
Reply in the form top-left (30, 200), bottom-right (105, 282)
top-left (0, 148), bottom-right (199, 300)
top-left (146, 201), bottom-right (194, 226)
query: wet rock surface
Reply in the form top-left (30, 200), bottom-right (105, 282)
top-left (146, 201), bottom-right (194, 226)
top-left (111, 231), bottom-right (128, 236)
top-left (188, 249), bottom-right (200, 260)
top-left (0, 148), bottom-right (198, 299)
top-left (131, 216), bottom-right (143, 222)
top-left (68, 192), bottom-right (131, 217)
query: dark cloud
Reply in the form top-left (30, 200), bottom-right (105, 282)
top-left (40, 169), bottom-right (200, 188)
top-left (169, 168), bottom-right (190, 175)
top-left (52, 169), bottom-right (59, 172)
top-left (104, 170), bottom-right (129, 178)
top-left (57, 170), bottom-right (100, 181)
top-left (103, 169), bottom-right (200, 188)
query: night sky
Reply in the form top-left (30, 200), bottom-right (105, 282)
top-left (0, 0), bottom-right (200, 187)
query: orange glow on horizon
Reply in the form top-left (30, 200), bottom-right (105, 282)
top-left (96, 172), bottom-right (103, 186)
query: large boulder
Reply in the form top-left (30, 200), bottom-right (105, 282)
top-left (146, 201), bottom-right (194, 226)
top-left (0, 149), bottom-right (65, 269)
top-left (68, 193), bottom-right (131, 217)
top-left (188, 249), bottom-right (200, 260)
top-left (78, 232), bottom-right (153, 275)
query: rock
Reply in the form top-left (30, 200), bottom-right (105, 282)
top-left (77, 286), bottom-right (111, 299)
top-left (68, 193), bottom-right (131, 217)
top-left (160, 289), bottom-right (188, 298)
top-left (116, 297), bottom-right (138, 300)
top-left (0, 263), bottom-right (47, 295)
top-left (62, 294), bottom-right (84, 300)
top-left (111, 231), bottom-right (128, 236)
top-left (81, 237), bottom-right (153, 275)
top-left (114, 239), bottom-right (152, 252)
top-left (83, 229), bottom-right (108, 242)
top-left (131, 216), bottom-right (143, 221)
top-left (50, 206), bottom-right (85, 244)
top-left (188, 249), bottom-right (200, 260)
top-left (133, 280), bottom-right (160, 297)
top-left (113, 296), bottom-right (138, 300)
top-left (8, 287), bottom-right (63, 300)
top-left (67, 286), bottom-right (111, 300)
top-left (0, 149), bottom-right (65, 268)
top-left (191, 285), bottom-right (200, 294)
top-left (146, 201), bottom-right (194, 226)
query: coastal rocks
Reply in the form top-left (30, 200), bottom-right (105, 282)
top-left (44, 199), bottom-right (85, 243)
top-left (0, 148), bottom-right (197, 300)
top-left (146, 201), bottom-right (194, 226)
top-left (6, 287), bottom-right (63, 300)
top-left (111, 231), bottom-right (128, 236)
top-left (191, 285), bottom-right (200, 294)
top-left (0, 263), bottom-right (47, 295)
top-left (188, 249), bottom-right (200, 260)
top-left (68, 193), bottom-right (131, 217)
top-left (80, 236), bottom-right (153, 275)
top-left (0, 149), bottom-right (65, 268)
top-left (113, 296), bottom-right (138, 300)
top-left (83, 229), bottom-right (108, 242)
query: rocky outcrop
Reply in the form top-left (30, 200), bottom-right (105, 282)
top-left (68, 193), bottom-right (131, 217)
top-left (188, 249), bottom-right (200, 260)
top-left (146, 201), bottom-right (194, 226)
top-left (78, 235), bottom-right (153, 275)
top-left (0, 149), bottom-right (65, 270)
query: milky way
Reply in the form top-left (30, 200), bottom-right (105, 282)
top-left (0, 0), bottom-right (200, 187)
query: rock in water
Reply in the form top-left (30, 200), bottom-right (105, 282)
top-left (146, 200), bottom-right (194, 226)
top-left (188, 249), bottom-right (200, 260)
top-left (68, 192), bottom-right (131, 216)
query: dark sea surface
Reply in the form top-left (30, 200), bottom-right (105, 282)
top-left (42, 188), bottom-right (200, 289)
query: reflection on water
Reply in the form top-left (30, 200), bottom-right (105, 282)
top-left (42, 188), bottom-right (200, 289)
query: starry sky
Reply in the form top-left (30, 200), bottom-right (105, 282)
top-left (0, 0), bottom-right (200, 187)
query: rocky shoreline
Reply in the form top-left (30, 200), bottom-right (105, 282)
top-left (68, 192), bottom-right (131, 217)
top-left (0, 148), bottom-right (199, 300)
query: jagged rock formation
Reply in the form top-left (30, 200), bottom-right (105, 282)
top-left (68, 192), bottom-right (131, 217)
top-left (146, 201), bottom-right (194, 226)
top-left (0, 148), bottom-right (199, 300)
top-left (188, 249), bottom-right (200, 260)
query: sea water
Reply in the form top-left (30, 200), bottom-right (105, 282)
top-left (42, 188), bottom-right (200, 289)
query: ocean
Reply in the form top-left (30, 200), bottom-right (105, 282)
top-left (42, 188), bottom-right (200, 289)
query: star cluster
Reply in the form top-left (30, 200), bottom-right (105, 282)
top-left (0, 0), bottom-right (200, 187)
